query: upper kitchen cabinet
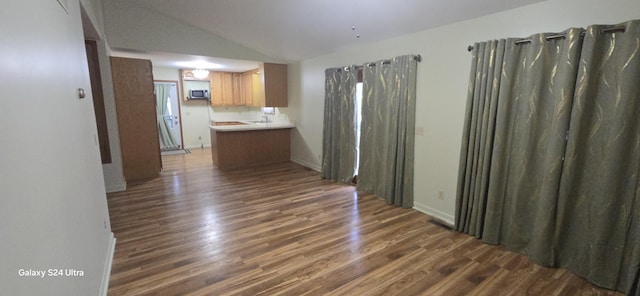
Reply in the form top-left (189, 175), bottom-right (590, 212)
top-left (207, 62), bottom-right (288, 107)
top-left (232, 73), bottom-right (246, 105)
top-left (256, 63), bottom-right (288, 107)
top-left (210, 71), bottom-right (252, 106)
top-left (209, 71), bottom-right (234, 106)
top-left (243, 69), bottom-right (258, 106)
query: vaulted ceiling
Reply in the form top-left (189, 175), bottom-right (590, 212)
top-left (110, 0), bottom-right (546, 67)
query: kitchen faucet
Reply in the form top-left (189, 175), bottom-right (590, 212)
top-left (261, 114), bottom-right (271, 123)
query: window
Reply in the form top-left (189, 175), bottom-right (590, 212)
top-left (355, 82), bottom-right (363, 174)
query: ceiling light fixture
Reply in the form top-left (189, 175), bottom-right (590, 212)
top-left (352, 25), bottom-right (360, 39)
top-left (193, 68), bottom-right (210, 79)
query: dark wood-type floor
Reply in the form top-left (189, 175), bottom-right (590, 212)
top-left (107, 148), bottom-right (620, 295)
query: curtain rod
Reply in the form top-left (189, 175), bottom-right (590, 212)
top-left (514, 33), bottom-right (568, 46)
top-left (336, 54), bottom-right (422, 71)
top-left (366, 55), bottom-right (422, 67)
top-left (466, 25), bottom-right (627, 52)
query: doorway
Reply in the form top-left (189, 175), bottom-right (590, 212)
top-left (154, 81), bottom-right (183, 151)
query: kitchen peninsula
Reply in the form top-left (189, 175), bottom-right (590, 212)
top-left (210, 121), bottom-right (295, 169)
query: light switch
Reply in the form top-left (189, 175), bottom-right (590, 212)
top-left (416, 126), bottom-right (424, 136)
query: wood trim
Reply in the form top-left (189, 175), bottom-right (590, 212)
top-left (84, 40), bottom-right (112, 163)
top-left (178, 70), bottom-right (186, 102)
top-left (98, 234), bottom-right (116, 296)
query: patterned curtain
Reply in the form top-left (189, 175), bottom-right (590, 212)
top-left (357, 55), bottom-right (418, 208)
top-left (455, 39), bottom-right (506, 236)
top-left (482, 28), bottom-right (584, 259)
top-left (456, 20), bottom-right (640, 295)
top-left (555, 20), bottom-right (640, 294)
top-left (321, 67), bottom-right (358, 183)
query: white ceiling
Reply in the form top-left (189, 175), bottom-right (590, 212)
top-left (111, 0), bottom-right (546, 70)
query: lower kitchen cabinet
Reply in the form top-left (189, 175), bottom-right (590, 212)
top-left (210, 128), bottom-right (291, 170)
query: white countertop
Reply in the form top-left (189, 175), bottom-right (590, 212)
top-left (210, 121), bottom-right (295, 132)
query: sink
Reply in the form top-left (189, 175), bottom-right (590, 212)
top-left (245, 120), bottom-right (270, 124)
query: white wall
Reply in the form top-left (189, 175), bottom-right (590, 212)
top-left (0, 0), bottom-right (115, 295)
top-left (153, 67), bottom-right (291, 149)
top-left (80, 0), bottom-right (126, 193)
top-left (289, 0), bottom-right (640, 224)
top-left (96, 38), bottom-right (126, 193)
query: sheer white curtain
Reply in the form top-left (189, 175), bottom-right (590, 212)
top-left (155, 83), bottom-right (178, 151)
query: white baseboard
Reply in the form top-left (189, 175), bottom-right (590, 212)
top-left (185, 145), bottom-right (211, 150)
top-left (290, 157), bottom-right (321, 172)
top-left (105, 181), bottom-right (126, 193)
top-left (99, 233), bottom-right (116, 296)
top-left (413, 202), bottom-right (455, 226)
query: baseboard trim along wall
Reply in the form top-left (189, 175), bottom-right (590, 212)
top-left (290, 157), bottom-right (321, 172)
top-left (413, 202), bottom-right (455, 226)
top-left (99, 234), bottom-right (116, 296)
top-left (185, 145), bottom-right (211, 150)
top-left (105, 182), bottom-right (126, 193)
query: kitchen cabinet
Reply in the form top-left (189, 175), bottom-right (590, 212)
top-left (110, 57), bottom-right (162, 181)
top-left (232, 73), bottom-right (245, 105)
top-left (209, 63), bottom-right (288, 107)
top-left (258, 63), bottom-right (288, 107)
top-left (242, 69), bottom-right (260, 106)
top-left (210, 71), bottom-right (247, 106)
top-left (209, 71), bottom-right (234, 106)
top-left (245, 63), bottom-right (288, 107)
top-left (210, 125), bottom-right (293, 170)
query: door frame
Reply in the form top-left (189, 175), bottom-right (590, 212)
top-left (84, 39), bottom-right (112, 163)
top-left (155, 80), bottom-right (184, 150)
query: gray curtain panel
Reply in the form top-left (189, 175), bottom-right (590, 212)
top-left (482, 28), bottom-right (584, 260)
top-left (457, 20), bottom-right (640, 295)
top-left (321, 67), bottom-right (358, 183)
top-left (455, 39), bottom-right (506, 236)
top-left (555, 20), bottom-right (640, 294)
top-left (154, 83), bottom-right (178, 151)
top-left (357, 55), bottom-right (418, 208)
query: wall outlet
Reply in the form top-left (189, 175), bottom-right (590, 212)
top-left (438, 191), bottom-right (445, 200)
top-left (416, 126), bottom-right (425, 136)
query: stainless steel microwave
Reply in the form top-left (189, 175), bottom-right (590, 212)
top-left (189, 89), bottom-right (209, 100)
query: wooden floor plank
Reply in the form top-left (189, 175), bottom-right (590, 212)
top-left (107, 148), bottom-right (621, 295)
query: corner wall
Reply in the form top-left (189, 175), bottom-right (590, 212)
top-left (289, 0), bottom-right (640, 224)
top-left (0, 0), bottom-right (115, 294)
top-left (80, 0), bottom-right (126, 193)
